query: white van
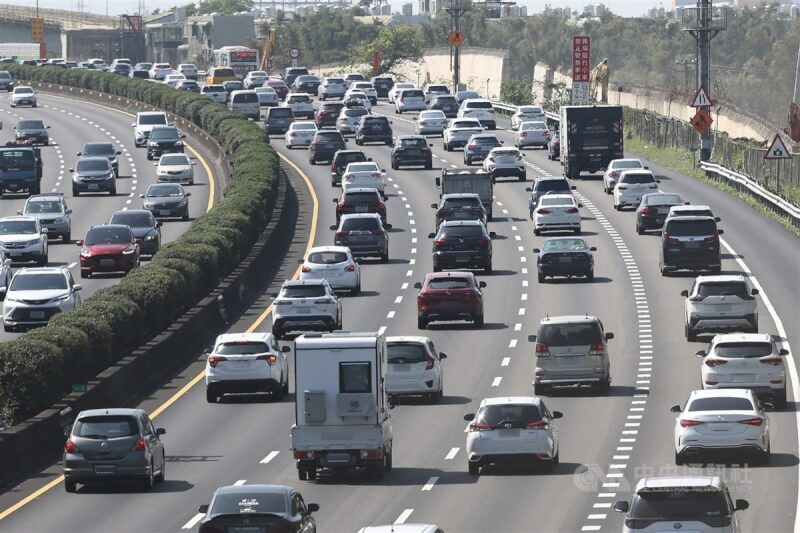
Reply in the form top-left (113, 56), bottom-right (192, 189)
top-left (132, 111), bottom-right (168, 147)
top-left (228, 90), bottom-right (260, 120)
top-left (458, 99), bottom-right (497, 129)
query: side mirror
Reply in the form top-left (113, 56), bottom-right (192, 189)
top-left (670, 405), bottom-right (682, 413)
top-left (297, 258), bottom-right (304, 264)
top-left (69, 169), bottom-right (74, 173)
top-left (0, 288), bottom-right (6, 296)
top-left (439, 352), bottom-right (447, 359)
top-left (605, 332), bottom-right (614, 340)
top-left (307, 503), bottom-right (320, 513)
top-left (76, 152), bottom-right (82, 156)
top-left (75, 240), bottom-right (83, 246)
top-left (281, 345), bottom-right (292, 353)
top-left (478, 281), bottom-right (487, 289)
top-left (116, 151), bottom-right (122, 155)
top-left (329, 225), bottom-right (338, 231)
top-left (381, 169), bottom-right (386, 173)
top-left (429, 143), bottom-right (433, 147)
top-left (384, 223), bottom-right (392, 229)
top-left (644, 165), bottom-right (649, 169)
top-left (751, 288), bottom-right (759, 296)
top-left (695, 350), bottom-right (706, 358)
top-left (532, 248), bottom-right (540, 253)
top-left (761, 401), bottom-right (774, 411)
top-left (131, 123), bottom-right (136, 127)
top-left (431, 203), bottom-right (438, 208)
top-left (528, 334), bottom-right (537, 342)
top-left (525, 187), bottom-right (532, 192)
top-left (589, 246), bottom-right (597, 251)
top-left (779, 349), bottom-right (789, 356)
top-left (46, 125), bottom-right (51, 129)
top-left (153, 162), bottom-right (158, 166)
top-left (571, 185), bottom-right (577, 190)
top-left (413, 282), bottom-right (422, 289)
top-left (388, 396), bottom-right (396, 409)
top-left (156, 221), bottom-right (162, 227)
top-left (578, 203), bottom-right (584, 208)
top-left (463, 413), bottom-right (475, 421)
top-left (613, 501), bottom-right (629, 513)
top-left (427, 232), bottom-right (436, 239)
top-left (715, 217), bottom-right (721, 222)
top-left (73, 284), bottom-right (82, 292)
top-left (16, 210), bottom-right (21, 215)
top-left (156, 428), bottom-right (166, 435)
top-left (66, 209), bottom-right (72, 215)
top-left (551, 411), bottom-right (563, 419)
top-left (680, 289), bottom-right (689, 297)
top-left (656, 179), bottom-right (661, 183)
top-left (734, 499), bottom-right (749, 512)
top-left (718, 229), bottom-right (724, 235)
top-left (3, 259), bottom-right (10, 266)
top-left (333, 198), bottom-right (339, 203)
top-left (185, 192), bottom-right (191, 197)
top-left (489, 232), bottom-right (497, 238)
top-left (198, 504), bottom-right (209, 514)
top-left (368, 157), bottom-right (372, 161)
top-left (139, 194), bottom-right (145, 198)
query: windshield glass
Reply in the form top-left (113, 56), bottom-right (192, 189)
top-left (150, 128), bottom-right (179, 140)
top-left (400, 138), bottom-right (427, 147)
top-left (611, 160), bottom-right (643, 170)
top-left (26, 200), bottom-right (61, 214)
top-left (347, 163), bottom-right (378, 173)
top-left (427, 277), bottom-right (471, 290)
top-left (522, 121), bottom-right (547, 130)
top-left (288, 95), bottom-right (310, 103)
top-left (714, 342), bottom-right (773, 358)
top-left (216, 341), bottom-right (269, 355)
top-left (343, 192), bottom-right (379, 205)
top-left (542, 239), bottom-right (587, 252)
top-left (388, 343), bottom-right (426, 363)
top-left (343, 109), bottom-right (368, 118)
top-left (138, 114), bottom-right (166, 125)
top-left (628, 490), bottom-right (729, 524)
top-left (536, 180), bottom-right (570, 193)
top-left (15, 87), bottom-right (33, 94)
top-left (77, 159), bottom-right (109, 172)
top-left (82, 143), bottom-right (114, 156)
top-left (213, 68), bottom-right (234, 77)
top-left (110, 212), bottom-right (153, 227)
top-left (697, 282), bottom-right (750, 299)
top-left (232, 92), bottom-right (258, 103)
top-left (147, 185), bottom-right (183, 197)
top-left (538, 323), bottom-right (602, 347)
top-left (269, 108), bottom-right (293, 118)
top-left (203, 86), bottom-right (224, 93)
top-left (687, 397), bottom-right (754, 411)
top-left (160, 155), bottom-right (189, 166)
top-left (10, 273), bottom-right (66, 290)
top-left (666, 219), bottom-right (716, 236)
top-left (308, 251), bottom-right (348, 264)
top-left (292, 123), bottom-right (316, 131)
top-left (477, 404), bottom-right (542, 427)
top-left (85, 227), bottom-right (131, 245)
top-left (18, 120), bottom-right (44, 129)
top-left (0, 150), bottom-right (34, 170)
top-left (620, 172), bottom-right (655, 184)
top-left (315, 132), bottom-right (343, 142)
top-left (0, 220), bottom-right (37, 234)
top-left (281, 285), bottom-right (326, 298)
top-left (341, 218), bottom-right (380, 231)
top-left (644, 194), bottom-right (682, 205)
top-left (540, 197), bottom-right (574, 207)
top-left (73, 416), bottom-right (137, 439)
top-left (210, 492), bottom-right (286, 516)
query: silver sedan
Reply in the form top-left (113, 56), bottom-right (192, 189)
top-left (415, 110), bottom-right (449, 136)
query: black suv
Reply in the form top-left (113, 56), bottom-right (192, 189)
top-left (660, 216), bottom-right (723, 275)
top-left (432, 193), bottom-right (486, 227)
top-left (355, 116), bottom-right (393, 145)
top-left (428, 95), bottom-right (460, 118)
top-left (370, 76), bottom-right (394, 98)
top-left (264, 107), bottom-right (295, 134)
top-left (315, 101), bottom-right (344, 129)
top-left (391, 135), bottom-right (432, 170)
top-left (146, 125), bottom-right (185, 160)
top-left (330, 150), bottom-right (368, 186)
top-left (429, 220), bottom-right (495, 273)
top-left (526, 177), bottom-right (576, 218)
top-left (309, 131), bottom-right (346, 164)
top-left (333, 188), bottom-right (386, 224)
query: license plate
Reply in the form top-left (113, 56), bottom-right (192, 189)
top-left (498, 429), bottom-right (520, 438)
top-left (393, 364), bottom-right (410, 372)
top-left (228, 528), bottom-right (261, 533)
top-left (355, 206), bottom-right (368, 213)
top-left (733, 374), bottom-right (753, 383)
top-left (159, 210), bottom-right (171, 216)
top-left (296, 307), bottom-right (311, 314)
top-left (456, 255), bottom-right (470, 262)
top-left (685, 241), bottom-right (700, 249)
top-left (713, 304), bottom-right (731, 311)
top-left (93, 465), bottom-right (116, 475)
top-left (100, 259), bottom-right (115, 267)
top-left (88, 184), bottom-right (99, 190)
top-left (233, 360), bottom-right (250, 367)
top-left (559, 256), bottom-right (572, 263)
top-left (9, 251), bottom-right (21, 257)
top-left (30, 311), bottom-right (45, 319)
top-left (353, 235), bottom-right (369, 241)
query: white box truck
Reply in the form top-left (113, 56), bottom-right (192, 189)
top-left (291, 330), bottom-right (393, 481)
top-left (435, 168), bottom-right (494, 220)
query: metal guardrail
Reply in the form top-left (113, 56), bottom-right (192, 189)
top-left (489, 100), bottom-right (798, 226)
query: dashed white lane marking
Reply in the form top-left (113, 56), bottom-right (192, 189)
top-left (260, 451), bottom-right (280, 464)
top-left (233, 479), bottom-right (247, 486)
top-left (386, 311), bottom-right (396, 319)
top-left (394, 509), bottom-right (414, 525)
top-left (445, 447), bottom-right (460, 460)
top-left (501, 357), bottom-right (510, 366)
top-left (508, 339), bottom-right (517, 348)
top-left (182, 513), bottom-right (205, 529)
top-left (491, 376), bottom-right (502, 387)
top-left (401, 282), bottom-right (409, 290)
top-left (394, 296), bottom-right (403, 304)
top-left (421, 477), bottom-right (439, 491)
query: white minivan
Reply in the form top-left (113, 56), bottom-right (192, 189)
top-left (228, 90), bottom-right (260, 120)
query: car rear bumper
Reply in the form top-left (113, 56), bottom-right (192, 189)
top-left (538, 262), bottom-right (592, 276)
top-left (273, 315), bottom-right (337, 333)
top-left (433, 251), bottom-right (490, 269)
top-left (467, 452), bottom-right (554, 466)
top-left (677, 442), bottom-right (767, 456)
top-left (534, 221), bottom-right (581, 232)
top-left (419, 305), bottom-right (481, 322)
top-left (206, 378), bottom-right (281, 394)
top-left (490, 166), bottom-right (525, 177)
top-left (662, 251), bottom-right (720, 270)
top-left (688, 315), bottom-right (757, 332)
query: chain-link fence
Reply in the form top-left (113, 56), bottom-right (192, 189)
top-left (624, 108), bottom-right (799, 205)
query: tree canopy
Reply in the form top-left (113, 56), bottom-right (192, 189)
top-left (195, 0), bottom-right (254, 15)
top-left (348, 25), bottom-right (424, 75)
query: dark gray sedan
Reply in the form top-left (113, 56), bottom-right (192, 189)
top-left (62, 407), bottom-right (166, 492)
top-left (14, 119), bottom-right (50, 145)
top-left (109, 209), bottom-right (162, 256)
top-left (331, 213), bottom-right (390, 262)
top-left (140, 183), bottom-right (191, 220)
top-left (198, 484), bottom-right (318, 533)
top-left (636, 192), bottom-right (686, 234)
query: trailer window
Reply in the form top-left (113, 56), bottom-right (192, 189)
top-left (339, 362), bottom-right (371, 393)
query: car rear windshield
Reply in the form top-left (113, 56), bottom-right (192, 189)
top-left (77, 159), bottom-right (110, 172)
top-left (542, 239), bottom-right (587, 252)
top-left (150, 128), bottom-right (179, 140)
top-left (344, 192), bottom-right (379, 205)
top-left (428, 85), bottom-right (448, 92)
top-left (83, 143), bottom-right (114, 156)
top-left (348, 163), bottom-right (378, 173)
top-left (344, 109), bottom-right (369, 118)
top-left (540, 197), bottom-right (574, 207)
top-left (232, 92), bottom-right (258, 103)
top-left (73, 416), bottom-right (137, 439)
top-left (326, 78), bottom-right (345, 84)
top-left (308, 251), bottom-right (349, 264)
top-left (211, 492), bottom-right (286, 515)
top-left (612, 160), bottom-right (643, 169)
top-left (665, 219), bottom-right (716, 236)
top-left (427, 277), bottom-right (472, 290)
top-left (472, 137), bottom-right (500, 145)
top-left (440, 226), bottom-right (484, 239)
top-left (341, 218), bottom-right (380, 231)
top-left (363, 118), bottom-right (388, 126)
top-left (672, 209), bottom-right (713, 218)
top-left (620, 173), bottom-right (655, 184)
top-left (0, 220), bottom-right (37, 235)
top-left (402, 90), bottom-right (424, 97)
top-left (321, 103), bottom-right (344, 112)
top-left (336, 153), bottom-right (366, 165)
top-left (466, 101), bottom-right (493, 109)
top-left (442, 197), bottom-right (481, 209)
top-left (628, 490), bottom-right (729, 527)
top-left (9, 273), bottom-right (66, 290)
top-left (269, 108), bottom-right (293, 118)
top-left (217, 341), bottom-right (269, 355)
top-left (212, 68), bottom-right (234, 77)
top-left (110, 212), bottom-right (152, 227)
top-left (477, 404), bottom-right (542, 426)
top-left (316, 132), bottom-right (343, 142)
top-left (203, 86), bottom-right (224, 93)
top-left (688, 397), bottom-right (754, 411)
top-left (139, 114), bottom-right (166, 125)
top-left (714, 342), bottom-right (773, 358)
top-left (400, 138), bottom-right (427, 147)
top-left (85, 227), bottom-right (131, 245)
top-left (26, 200), bottom-right (61, 214)
top-left (537, 322), bottom-right (603, 347)
top-left (281, 285), bottom-right (326, 298)
top-left (288, 95), bottom-right (310, 103)
top-left (388, 343), bottom-right (426, 363)
top-left (433, 96), bottom-right (457, 103)
top-left (535, 180), bottom-right (570, 193)
top-left (18, 120), bottom-right (44, 129)
top-left (696, 282), bottom-right (750, 299)
top-left (645, 194), bottom-right (682, 205)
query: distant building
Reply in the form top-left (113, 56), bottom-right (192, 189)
top-left (402, 2), bottom-right (413, 15)
top-left (501, 5), bottom-right (528, 17)
top-left (418, 0), bottom-right (443, 16)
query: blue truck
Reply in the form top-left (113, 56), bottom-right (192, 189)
top-left (0, 141), bottom-right (43, 196)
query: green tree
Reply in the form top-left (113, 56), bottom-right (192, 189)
top-left (196, 0), bottom-right (254, 15)
top-left (500, 80), bottom-right (533, 106)
top-left (348, 25), bottom-right (424, 75)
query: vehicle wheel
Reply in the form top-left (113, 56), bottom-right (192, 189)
top-left (468, 462), bottom-right (480, 476)
top-left (182, 209), bottom-right (189, 221)
top-left (309, 157), bottom-right (316, 165)
top-left (142, 461), bottom-right (155, 491)
top-left (63, 231), bottom-right (71, 243)
top-left (573, 228), bottom-right (581, 235)
top-left (385, 448), bottom-right (393, 472)
top-left (351, 281), bottom-right (361, 296)
top-left (519, 174), bottom-right (526, 182)
top-left (206, 388), bottom-right (218, 403)
top-left (390, 160), bottom-right (396, 170)
top-left (538, 273), bottom-right (545, 283)
top-left (444, 143), bottom-right (450, 152)
top-left (534, 228), bottom-right (541, 236)
top-left (586, 271), bottom-right (594, 282)
top-left (614, 203), bottom-right (621, 211)
top-left (381, 252), bottom-right (388, 264)
top-left (367, 460), bottom-right (384, 479)
top-left (597, 376), bottom-right (611, 394)
top-left (274, 375), bottom-right (284, 401)
top-left (283, 368), bottom-right (290, 394)
top-left (146, 153), bottom-right (152, 160)
top-left (636, 223), bottom-right (644, 235)
top-left (774, 389), bottom-right (787, 410)
top-left (757, 445), bottom-right (771, 465)
top-left (433, 263), bottom-right (441, 272)
top-left (675, 451), bottom-right (684, 466)
top-left (474, 313), bottom-right (484, 328)
top-left (425, 160), bottom-right (432, 170)
top-left (685, 323), bottom-right (697, 342)
top-left (80, 271), bottom-right (90, 279)
top-left (64, 479), bottom-right (77, 493)
top-left (710, 265), bottom-right (722, 274)
top-left (417, 316), bottom-right (426, 330)
top-left (72, 187), bottom-right (79, 197)
top-left (534, 383), bottom-right (547, 396)
top-left (155, 453), bottom-right (165, 483)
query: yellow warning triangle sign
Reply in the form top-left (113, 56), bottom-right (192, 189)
top-left (764, 134), bottom-right (791, 160)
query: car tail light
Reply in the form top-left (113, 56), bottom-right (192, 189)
top-left (64, 439), bottom-right (79, 453)
top-left (467, 144), bottom-right (476, 149)
top-left (739, 417), bottom-right (764, 426)
top-left (566, 207), bottom-right (579, 214)
top-left (345, 263), bottom-right (356, 272)
top-left (257, 354), bottom-right (278, 365)
top-left (469, 422), bottom-right (491, 432)
top-left (335, 231), bottom-right (350, 238)
top-left (371, 229), bottom-right (385, 236)
top-left (301, 265), bottom-right (311, 273)
top-left (289, 132), bottom-right (297, 137)
top-left (314, 298), bottom-right (336, 304)
top-left (610, 171), bottom-right (619, 178)
top-left (424, 351), bottom-right (435, 370)
top-left (372, 202), bottom-right (385, 210)
top-left (663, 232), bottom-right (679, 245)
top-left (526, 420), bottom-right (550, 430)
top-left (520, 132), bottom-right (527, 137)
top-left (640, 207), bottom-right (650, 215)
top-left (703, 234), bottom-right (719, 243)
top-left (311, 141), bottom-right (320, 145)
top-left (760, 356), bottom-right (783, 366)
top-left (372, 173), bottom-right (381, 179)
top-left (419, 120), bottom-right (425, 125)
top-left (535, 343), bottom-right (550, 357)
top-left (434, 238), bottom-right (446, 246)
top-left (400, 97), bottom-right (405, 102)
top-left (476, 237), bottom-right (489, 246)
top-left (589, 343), bottom-right (604, 355)
top-left (422, 146), bottom-right (431, 152)
top-left (130, 438), bottom-right (147, 452)
top-left (208, 355), bottom-right (227, 367)
top-left (537, 208), bottom-right (551, 214)
top-left (704, 358), bottom-right (727, 367)
top-left (680, 419), bottom-right (704, 428)
top-left (689, 294), bottom-right (707, 302)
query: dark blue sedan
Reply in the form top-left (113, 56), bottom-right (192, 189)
top-left (533, 237), bottom-right (595, 282)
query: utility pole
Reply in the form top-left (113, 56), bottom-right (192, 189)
top-left (682, 0), bottom-right (726, 161)
top-left (444, 0), bottom-right (468, 93)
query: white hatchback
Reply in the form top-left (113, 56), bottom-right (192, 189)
top-left (464, 396), bottom-right (562, 475)
top-left (285, 121), bottom-right (317, 148)
top-left (300, 245), bottom-right (361, 294)
top-left (386, 336), bottom-right (446, 402)
top-left (415, 110), bottom-right (449, 136)
top-left (613, 169), bottom-right (660, 210)
top-left (602, 158), bottom-right (646, 194)
top-left (10, 86), bottom-right (37, 107)
top-left (204, 332), bottom-right (289, 403)
top-left (342, 161), bottom-right (386, 197)
top-left (533, 194), bottom-right (582, 235)
top-left (671, 388), bottom-right (770, 464)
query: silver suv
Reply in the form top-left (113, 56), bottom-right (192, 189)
top-left (531, 315), bottom-right (613, 395)
top-left (19, 194), bottom-right (72, 242)
top-left (682, 275), bottom-right (759, 341)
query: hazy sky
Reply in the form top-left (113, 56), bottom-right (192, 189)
top-left (9, 0), bottom-right (663, 18)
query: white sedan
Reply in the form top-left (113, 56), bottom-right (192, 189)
top-left (465, 396), bottom-right (562, 475)
top-left (164, 73), bottom-right (186, 87)
top-left (533, 194), bottom-right (582, 235)
top-left (299, 245), bottom-right (361, 294)
top-left (155, 153), bottom-right (195, 184)
top-left (386, 336), bottom-right (446, 402)
top-left (415, 110), bottom-right (449, 136)
top-left (343, 91), bottom-right (372, 111)
top-left (11, 86), bottom-right (37, 107)
top-left (341, 161), bottom-right (385, 197)
top-left (388, 82), bottom-right (416, 104)
top-left (672, 388), bottom-right (770, 465)
top-left (285, 121), bottom-right (317, 148)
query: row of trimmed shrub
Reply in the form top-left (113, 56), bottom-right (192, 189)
top-left (0, 65), bottom-right (279, 426)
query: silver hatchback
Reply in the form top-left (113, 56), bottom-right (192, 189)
top-left (63, 408), bottom-right (166, 492)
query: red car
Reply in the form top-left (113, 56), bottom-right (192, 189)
top-left (264, 79), bottom-right (289, 100)
top-left (414, 272), bottom-right (486, 329)
top-left (77, 224), bottom-right (140, 278)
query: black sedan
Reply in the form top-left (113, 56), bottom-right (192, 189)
top-left (140, 183), bottom-right (191, 220)
top-left (109, 209), bottom-right (162, 256)
top-left (533, 237), bottom-right (595, 282)
top-left (391, 135), bottom-right (432, 170)
top-left (636, 192), bottom-right (686, 234)
top-left (14, 119), bottom-right (50, 145)
top-left (198, 484), bottom-right (318, 533)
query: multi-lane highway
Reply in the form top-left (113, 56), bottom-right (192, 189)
top-left (0, 96), bottom-right (796, 533)
top-left (0, 91), bottom-right (214, 341)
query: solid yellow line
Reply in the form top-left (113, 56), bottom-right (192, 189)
top-left (0, 145), bottom-right (318, 521)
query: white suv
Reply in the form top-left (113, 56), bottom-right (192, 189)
top-left (271, 279), bottom-right (342, 340)
top-left (132, 111), bottom-right (169, 147)
top-left (457, 99), bottom-right (497, 129)
top-left (282, 93), bottom-right (314, 119)
top-left (300, 246), bottom-right (361, 294)
top-left (204, 332), bottom-right (289, 403)
top-left (0, 216), bottom-right (48, 266)
top-left (697, 333), bottom-right (788, 408)
top-left (682, 275), bottom-right (759, 341)
top-left (386, 336), bottom-right (447, 403)
top-left (613, 169), bottom-right (659, 210)
top-left (2, 266), bottom-right (81, 331)
top-left (602, 158), bottom-right (645, 194)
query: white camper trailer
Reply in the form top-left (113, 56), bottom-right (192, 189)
top-left (291, 330), bottom-right (393, 481)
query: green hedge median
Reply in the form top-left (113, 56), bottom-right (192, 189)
top-left (0, 65), bottom-right (279, 426)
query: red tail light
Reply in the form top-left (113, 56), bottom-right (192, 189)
top-left (257, 354), bottom-right (278, 365)
top-left (566, 207), bottom-right (579, 214)
top-left (289, 132), bottom-right (297, 137)
top-left (589, 343), bottom-right (604, 355)
top-left (422, 147), bottom-right (431, 152)
top-left (373, 202), bottom-right (385, 210)
top-left (207, 355), bottom-right (227, 367)
top-left (469, 422), bottom-right (491, 432)
top-left (130, 438), bottom-right (146, 452)
top-left (535, 343), bottom-right (550, 357)
top-left (680, 419), bottom-right (704, 428)
top-left (371, 229), bottom-right (385, 236)
top-left (467, 144), bottom-right (476, 149)
top-left (760, 356), bottom-right (783, 366)
top-left (345, 263), bottom-right (356, 272)
top-left (424, 351), bottom-right (435, 370)
top-left (65, 439), bottom-right (79, 453)
top-left (400, 97), bottom-right (405, 102)
top-left (526, 420), bottom-right (550, 430)
top-left (537, 208), bottom-right (551, 214)
top-left (640, 207), bottom-right (650, 215)
top-left (520, 132), bottom-right (527, 137)
top-left (301, 265), bottom-right (311, 273)
top-left (689, 294), bottom-right (707, 302)
top-left (738, 417), bottom-right (764, 426)
top-left (704, 358), bottom-right (728, 367)
top-left (476, 238), bottom-right (490, 246)
top-left (336, 231), bottom-right (350, 238)
top-left (419, 120), bottom-right (425, 125)
top-left (434, 238), bottom-right (446, 246)
top-left (703, 234), bottom-right (719, 243)
top-left (663, 232), bottom-right (679, 245)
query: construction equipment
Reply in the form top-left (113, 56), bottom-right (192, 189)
top-left (590, 58), bottom-right (609, 103)
top-left (259, 28), bottom-right (277, 74)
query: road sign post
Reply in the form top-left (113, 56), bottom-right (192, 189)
top-left (289, 47), bottom-right (301, 69)
top-left (571, 36), bottom-right (591, 104)
top-left (764, 133), bottom-right (792, 196)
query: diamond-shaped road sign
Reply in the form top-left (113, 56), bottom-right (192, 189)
top-left (764, 134), bottom-right (791, 160)
top-left (690, 108), bottom-right (713, 135)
